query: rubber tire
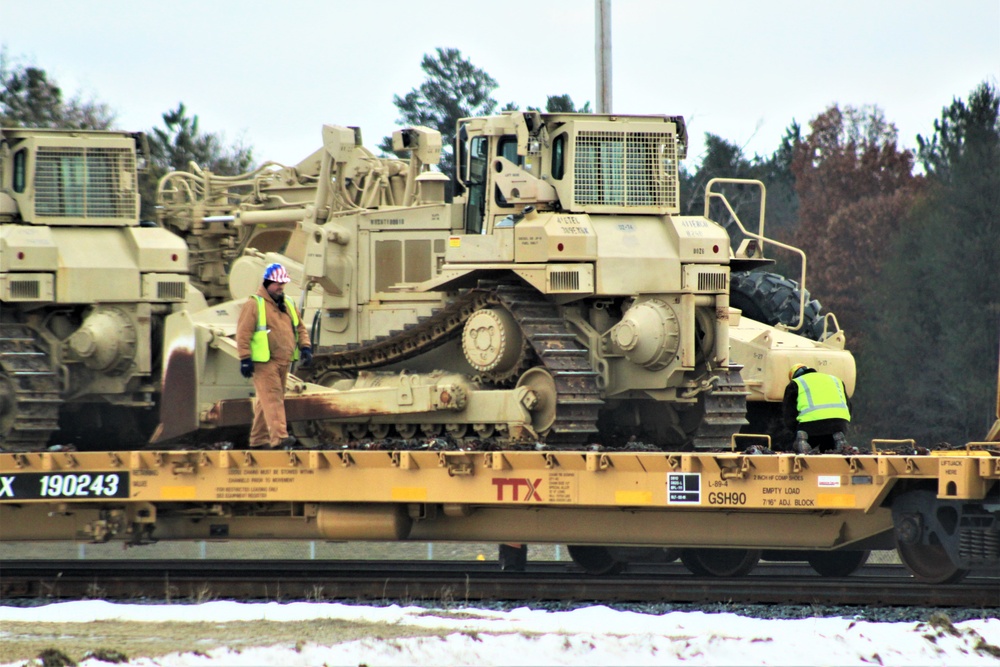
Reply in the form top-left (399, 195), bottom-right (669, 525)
top-left (567, 545), bottom-right (626, 576)
top-left (806, 550), bottom-right (870, 577)
top-left (730, 270), bottom-right (827, 341)
top-left (680, 548), bottom-right (761, 577)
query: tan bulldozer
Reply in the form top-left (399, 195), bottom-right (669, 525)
top-left (0, 128), bottom-right (191, 450)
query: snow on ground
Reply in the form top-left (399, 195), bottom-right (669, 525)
top-left (2, 600), bottom-right (999, 666)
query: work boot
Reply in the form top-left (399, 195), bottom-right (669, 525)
top-left (276, 435), bottom-right (298, 450)
top-left (793, 430), bottom-right (812, 455)
top-left (498, 544), bottom-right (528, 572)
top-left (832, 431), bottom-right (852, 454)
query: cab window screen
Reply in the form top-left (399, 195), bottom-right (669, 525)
top-left (13, 149), bottom-right (26, 193)
top-left (497, 136), bottom-right (523, 166)
top-left (551, 134), bottom-right (566, 180)
top-left (494, 137), bottom-right (525, 208)
top-left (464, 136), bottom-right (488, 234)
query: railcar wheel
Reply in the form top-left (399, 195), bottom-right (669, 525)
top-left (805, 550), bottom-right (870, 577)
top-left (896, 541), bottom-right (969, 584)
top-left (680, 548), bottom-right (760, 577)
top-left (567, 545), bottom-right (625, 575)
top-left (606, 546), bottom-right (681, 564)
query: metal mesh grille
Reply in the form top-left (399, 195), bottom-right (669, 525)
top-left (35, 147), bottom-right (137, 219)
top-left (574, 130), bottom-right (678, 209)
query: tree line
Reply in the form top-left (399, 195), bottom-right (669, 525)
top-left (3, 47), bottom-right (997, 446)
top-left (0, 51), bottom-right (253, 220)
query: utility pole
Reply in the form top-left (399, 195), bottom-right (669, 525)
top-left (596, 0), bottom-right (612, 114)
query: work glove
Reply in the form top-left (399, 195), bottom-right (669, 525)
top-left (240, 358), bottom-right (254, 378)
top-left (299, 347), bottom-right (313, 368)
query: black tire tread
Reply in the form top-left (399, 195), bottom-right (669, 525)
top-left (730, 270), bottom-right (828, 341)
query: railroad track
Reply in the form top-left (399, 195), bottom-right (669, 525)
top-left (2, 560), bottom-right (997, 608)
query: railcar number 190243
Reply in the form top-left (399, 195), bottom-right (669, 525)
top-left (0, 473), bottom-right (129, 500)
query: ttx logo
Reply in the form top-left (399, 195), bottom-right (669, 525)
top-left (491, 477), bottom-right (543, 502)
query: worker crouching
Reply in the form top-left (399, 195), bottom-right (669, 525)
top-left (236, 263), bottom-right (312, 448)
top-left (783, 363), bottom-right (852, 454)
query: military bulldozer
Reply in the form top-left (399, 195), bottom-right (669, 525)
top-left (153, 111), bottom-right (853, 451)
top-left (0, 128), bottom-right (191, 450)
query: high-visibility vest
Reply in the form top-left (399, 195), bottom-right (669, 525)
top-left (249, 295), bottom-right (301, 363)
top-left (794, 372), bottom-right (851, 423)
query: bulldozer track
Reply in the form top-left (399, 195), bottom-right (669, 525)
top-left (0, 324), bottom-right (62, 451)
top-left (309, 289), bottom-right (489, 374)
top-left (308, 279), bottom-right (602, 445)
top-left (305, 279), bottom-right (746, 449)
top-left (492, 282), bottom-right (602, 444)
top-left (691, 368), bottom-right (749, 450)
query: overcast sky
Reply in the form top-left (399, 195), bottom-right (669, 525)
top-left (2, 0), bottom-right (997, 168)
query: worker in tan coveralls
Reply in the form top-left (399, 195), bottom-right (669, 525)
top-left (236, 263), bottom-right (312, 448)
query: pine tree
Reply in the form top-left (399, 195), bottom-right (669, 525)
top-left (0, 53), bottom-right (114, 129)
top-left (140, 103), bottom-right (254, 220)
top-left (859, 83), bottom-right (1000, 444)
top-left (379, 48), bottom-right (500, 180)
top-left (544, 94), bottom-right (592, 113)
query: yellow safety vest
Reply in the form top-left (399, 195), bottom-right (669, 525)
top-left (249, 295), bottom-right (301, 363)
top-left (794, 373), bottom-right (851, 423)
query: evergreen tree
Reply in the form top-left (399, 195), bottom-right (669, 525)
top-left (141, 103), bottom-right (254, 220)
top-left (0, 53), bottom-right (114, 129)
top-left (680, 133), bottom-right (758, 218)
top-left (544, 94), bottom-right (592, 113)
top-left (379, 48), bottom-right (500, 180)
top-left (859, 83), bottom-right (1000, 444)
top-left (147, 102), bottom-right (253, 174)
top-left (678, 126), bottom-right (800, 271)
top-left (755, 121), bottom-right (801, 242)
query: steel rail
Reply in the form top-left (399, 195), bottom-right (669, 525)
top-left (1, 560), bottom-right (996, 608)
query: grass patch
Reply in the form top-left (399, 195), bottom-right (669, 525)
top-left (0, 619), bottom-right (445, 665)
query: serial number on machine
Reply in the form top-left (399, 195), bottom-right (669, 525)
top-left (0, 472), bottom-right (130, 500)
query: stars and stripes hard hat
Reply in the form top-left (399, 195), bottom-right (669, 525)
top-left (263, 263), bottom-right (290, 284)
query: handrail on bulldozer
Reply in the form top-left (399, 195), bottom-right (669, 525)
top-left (703, 177), bottom-right (809, 335)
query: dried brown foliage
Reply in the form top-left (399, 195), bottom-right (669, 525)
top-left (789, 105), bottom-right (920, 350)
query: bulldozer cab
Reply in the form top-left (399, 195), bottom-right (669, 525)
top-left (0, 128), bottom-right (146, 227)
top-left (455, 112), bottom-right (685, 235)
top-left (458, 125), bottom-right (539, 236)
